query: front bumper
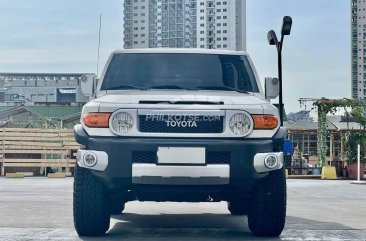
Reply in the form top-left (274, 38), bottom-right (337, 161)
top-left (74, 124), bottom-right (286, 190)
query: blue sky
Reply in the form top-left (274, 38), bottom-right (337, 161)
top-left (0, 0), bottom-right (350, 113)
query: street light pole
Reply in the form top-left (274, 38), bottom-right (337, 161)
top-left (268, 16), bottom-right (292, 126)
top-left (278, 35), bottom-right (284, 126)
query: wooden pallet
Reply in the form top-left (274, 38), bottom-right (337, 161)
top-left (0, 128), bottom-right (79, 176)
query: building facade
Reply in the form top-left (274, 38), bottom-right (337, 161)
top-left (123, 0), bottom-right (246, 51)
top-left (351, 0), bottom-right (366, 99)
top-left (0, 73), bottom-right (90, 106)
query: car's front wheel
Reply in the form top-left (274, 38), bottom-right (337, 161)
top-left (227, 200), bottom-right (247, 216)
top-left (73, 165), bottom-right (110, 236)
top-left (247, 168), bottom-right (286, 237)
top-left (109, 201), bottom-right (125, 215)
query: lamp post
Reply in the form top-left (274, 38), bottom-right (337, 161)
top-left (267, 16), bottom-right (293, 126)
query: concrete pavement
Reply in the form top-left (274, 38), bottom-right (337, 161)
top-left (0, 178), bottom-right (365, 240)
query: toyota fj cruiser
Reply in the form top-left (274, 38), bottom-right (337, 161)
top-left (74, 49), bottom-right (286, 237)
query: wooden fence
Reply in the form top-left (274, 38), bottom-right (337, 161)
top-left (0, 128), bottom-right (79, 176)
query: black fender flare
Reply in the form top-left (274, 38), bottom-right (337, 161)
top-left (74, 124), bottom-right (89, 146)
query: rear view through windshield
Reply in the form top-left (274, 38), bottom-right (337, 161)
top-left (101, 53), bottom-right (259, 93)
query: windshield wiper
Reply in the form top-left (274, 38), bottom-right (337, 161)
top-left (196, 86), bottom-right (249, 94)
top-left (106, 85), bottom-right (146, 90)
top-left (149, 85), bottom-right (193, 90)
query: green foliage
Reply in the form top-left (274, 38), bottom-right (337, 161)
top-left (350, 106), bottom-right (366, 128)
top-left (317, 106), bottom-right (328, 167)
top-left (309, 98), bottom-right (366, 166)
top-left (343, 106), bottom-right (366, 163)
top-left (343, 131), bottom-right (366, 163)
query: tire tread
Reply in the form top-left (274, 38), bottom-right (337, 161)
top-left (248, 169), bottom-right (286, 237)
top-left (73, 166), bottom-right (110, 236)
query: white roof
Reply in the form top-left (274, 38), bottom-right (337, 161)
top-left (331, 122), bottom-right (363, 131)
top-left (113, 48), bottom-right (247, 56)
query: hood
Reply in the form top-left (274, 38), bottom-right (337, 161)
top-left (94, 90), bottom-right (268, 105)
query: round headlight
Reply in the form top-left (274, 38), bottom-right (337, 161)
top-left (110, 112), bottom-right (134, 134)
top-left (229, 113), bottom-right (252, 136)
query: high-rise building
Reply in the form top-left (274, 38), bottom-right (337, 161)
top-left (123, 0), bottom-right (246, 51)
top-left (351, 0), bottom-right (366, 99)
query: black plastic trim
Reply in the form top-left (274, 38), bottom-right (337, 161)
top-left (74, 124), bottom-right (89, 146)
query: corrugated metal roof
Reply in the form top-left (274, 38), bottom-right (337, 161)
top-left (0, 73), bottom-right (92, 77)
top-left (0, 107), bottom-right (11, 112)
top-left (331, 122), bottom-right (363, 131)
top-left (26, 106), bottom-right (82, 119)
top-left (0, 106), bottom-right (82, 119)
top-left (285, 120), bottom-right (337, 131)
top-left (285, 120), bottom-right (364, 131)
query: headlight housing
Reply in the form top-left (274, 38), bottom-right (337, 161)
top-left (229, 113), bottom-right (252, 136)
top-left (110, 112), bottom-right (134, 135)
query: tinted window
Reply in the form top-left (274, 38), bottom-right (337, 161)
top-left (101, 53), bottom-right (259, 92)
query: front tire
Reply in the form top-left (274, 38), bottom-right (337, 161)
top-left (227, 200), bottom-right (247, 215)
top-left (247, 168), bottom-right (286, 237)
top-left (109, 201), bottom-right (125, 215)
top-left (73, 165), bottom-right (110, 236)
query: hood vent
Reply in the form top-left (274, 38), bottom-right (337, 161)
top-left (139, 100), bottom-right (224, 105)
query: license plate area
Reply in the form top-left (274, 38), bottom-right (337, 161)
top-left (157, 147), bottom-right (206, 165)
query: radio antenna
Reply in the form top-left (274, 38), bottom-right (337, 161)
top-left (96, 14), bottom-right (102, 77)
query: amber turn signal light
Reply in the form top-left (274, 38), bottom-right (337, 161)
top-left (83, 113), bottom-right (111, 128)
top-left (252, 115), bottom-right (279, 129)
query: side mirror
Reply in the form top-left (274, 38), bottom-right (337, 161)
top-left (265, 77), bottom-right (279, 99)
top-left (80, 74), bottom-right (97, 97)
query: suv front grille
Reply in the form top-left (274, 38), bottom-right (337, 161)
top-left (132, 151), bottom-right (157, 164)
top-left (132, 151), bottom-right (230, 164)
top-left (138, 115), bottom-right (224, 134)
top-left (206, 152), bottom-right (231, 164)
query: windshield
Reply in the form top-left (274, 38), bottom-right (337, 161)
top-left (101, 53), bottom-right (259, 93)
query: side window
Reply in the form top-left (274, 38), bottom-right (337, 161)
top-left (220, 56), bottom-right (258, 92)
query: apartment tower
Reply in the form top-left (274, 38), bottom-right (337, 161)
top-left (352, 0), bottom-right (366, 99)
top-left (123, 0), bottom-right (246, 51)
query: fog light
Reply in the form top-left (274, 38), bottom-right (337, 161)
top-left (264, 155), bottom-right (278, 169)
top-left (83, 152), bottom-right (98, 167)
